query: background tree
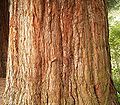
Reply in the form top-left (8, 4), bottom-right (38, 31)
top-left (0, 0), bottom-right (9, 78)
top-left (4, 0), bottom-right (119, 105)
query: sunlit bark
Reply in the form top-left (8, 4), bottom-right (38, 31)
top-left (4, 0), bottom-right (119, 105)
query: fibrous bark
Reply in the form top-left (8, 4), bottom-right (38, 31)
top-left (4, 0), bottom-right (119, 105)
top-left (0, 0), bottom-right (9, 78)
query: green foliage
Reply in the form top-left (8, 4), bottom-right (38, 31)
top-left (108, 0), bottom-right (120, 101)
top-left (117, 92), bottom-right (120, 102)
top-left (109, 16), bottom-right (120, 102)
top-left (108, 0), bottom-right (120, 10)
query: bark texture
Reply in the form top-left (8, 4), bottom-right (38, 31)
top-left (0, 0), bottom-right (9, 78)
top-left (4, 0), bottom-right (119, 105)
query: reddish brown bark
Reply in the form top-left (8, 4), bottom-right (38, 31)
top-left (4, 0), bottom-right (119, 105)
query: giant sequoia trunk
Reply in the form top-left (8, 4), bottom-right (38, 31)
top-left (4, 0), bottom-right (119, 105)
top-left (0, 0), bottom-right (9, 78)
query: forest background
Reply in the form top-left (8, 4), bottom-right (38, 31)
top-left (108, 0), bottom-right (120, 102)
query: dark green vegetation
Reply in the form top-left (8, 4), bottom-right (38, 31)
top-left (108, 0), bottom-right (120, 10)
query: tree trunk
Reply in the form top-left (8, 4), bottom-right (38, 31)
top-left (4, 0), bottom-right (119, 105)
top-left (0, 0), bottom-right (9, 78)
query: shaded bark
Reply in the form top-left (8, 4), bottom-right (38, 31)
top-left (0, 0), bottom-right (9, 78)
top-left (4, 0), bottom-right (119, 105)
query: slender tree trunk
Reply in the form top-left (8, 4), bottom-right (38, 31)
top-left (0, 0), bottom-right (9, 78)
top-left (4, 0), bottom-right (119, 105)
